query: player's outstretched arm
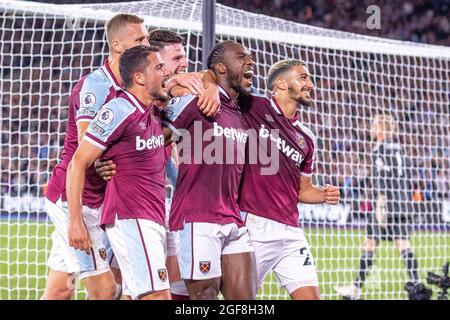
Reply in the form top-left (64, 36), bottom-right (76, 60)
top-left (298, 176), bottom-right (340, 205)
top-left (197, 69), bottom-right (220, 117)
top-left (165, 72), bottom-right (204, 96)
top-left (66, 141), bottom-right (103, 251)
top-left (168, 70), bottom-right (220, 117)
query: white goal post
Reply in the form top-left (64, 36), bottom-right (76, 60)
top-left (0, 0), bottom-right (449, 300)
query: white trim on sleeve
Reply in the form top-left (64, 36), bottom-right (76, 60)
top-left (83, 135), bottom-right (107, 151)
top-left (75, 118), bottom-right (93, 125)
top-left (301, 172), bottom-right (313, 177)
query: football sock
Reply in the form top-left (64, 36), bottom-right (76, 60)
top-left (354, 250), bottom-right (375, 288)
top-left (401, 249), bottom-right (419, 283)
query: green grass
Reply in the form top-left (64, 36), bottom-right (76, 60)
top-left (259, 226), bottom-right (450, 300)
top-left (1, 222), bottom-right (449, 300)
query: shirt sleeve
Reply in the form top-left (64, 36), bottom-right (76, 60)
top-left (75, 74), bottom-right (111, 124)
top-left (162, 94), bottom-right (199, 138)
top-left (83, 98), bottom-right (134, 151)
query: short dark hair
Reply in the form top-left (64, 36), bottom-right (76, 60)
top-left (267, 59), bottom-right (307, 90)
top-left (119, 45), bottom-right (160, 89)
top-left (148, 29), bottom-right (185, 49)
top-left (105, 13), bottom-right (144, 45)
top-left (206, 40), bottom-right (239, 71)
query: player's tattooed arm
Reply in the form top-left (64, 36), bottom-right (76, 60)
top-left (298, 176), bottom-right (340, 205)
top-left (169, 70), bottom-right (220, 117)
top-left (67, 141), bottom-right (103, 251)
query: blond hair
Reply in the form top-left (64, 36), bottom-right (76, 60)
top-left (105, 13), bottom-right (144, 45)
top-left (373, 114), bottom-right (397, 139)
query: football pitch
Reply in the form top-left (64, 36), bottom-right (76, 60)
top-left (1, 221), bottom-right (448, 300)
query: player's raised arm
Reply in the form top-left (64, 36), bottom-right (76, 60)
top-left (167, 70), bottom-right (220, 117)
top-left (164, 72), bottom-right (204, 96)
top-left (197, 69), bottom-right (220, 116)
top-left (66, 140), bottom-right (103, 251)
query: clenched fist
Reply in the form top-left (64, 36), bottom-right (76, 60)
top-left (324, 184), bottom-right (340, 205)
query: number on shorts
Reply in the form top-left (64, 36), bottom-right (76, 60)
top-left (300, 247), bottom-right (313, 266)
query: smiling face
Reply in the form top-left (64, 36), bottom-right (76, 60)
top-left (284, 65), bottom-right (314, 107)
top-left (158, 43), bottom-right (188, 75)
top-left (221, 43), bottom-right (255, 95)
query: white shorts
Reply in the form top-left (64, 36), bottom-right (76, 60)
top-left (166, 230), bottom-right (180, 257)
top-left (165, 191), bottom-right (180, 258)
top-left (242, 212), bottom-right (319, 294)
top-left (178, 222), bottom-right (254, 280)
top-left (105, 218), bottom-right (169, 299)
top-left (45, 198), bottom-right (110, 279)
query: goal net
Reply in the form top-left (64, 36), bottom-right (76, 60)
top-left (1, 0), bottom-right (449, 300)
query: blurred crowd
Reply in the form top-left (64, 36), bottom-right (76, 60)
top-left (1, 1), bottom-right (449, 223)
top-left (220, 0), bottom-right (450, 46)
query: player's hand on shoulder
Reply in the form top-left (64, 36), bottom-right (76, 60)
top-left (170, 73), bottom-right (204, 96)
top-left (94, 159), bottom-right (116, 181)
top-left (170, 86), bottom-right (191, 98)
top-left (198, 84), bottom-right (221, 117)
top-left (68, 218), bottom-right (92, 252)
top-left (324, 184), bottom-right (340, 205)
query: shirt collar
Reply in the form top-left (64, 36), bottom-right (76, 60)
top-left (270, 96), bottom-right (283, 115)
top-left (218, 85), bottom-right (241, 101)
top-left (101, 60), bottom-right (122, 90)
top-left (123, 91), bottom-right (147, 113)
top-left (271, 96), bottom-right (300, 124)
top-left (218, 85), bottom-right (230, 100)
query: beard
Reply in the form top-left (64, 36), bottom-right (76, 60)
top-left (228, 69), bottom-right (250, 97)
top-left (150, 86), bottom-right (169, 103)
top-left (288, 85), bottom-right (311, 107)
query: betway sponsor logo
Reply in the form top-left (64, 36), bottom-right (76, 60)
top-left (136, 135), bottom-right (164, 150)
top-left (213, 122), bottom-right (248, 143)
top-left (167, 120), bottom-right (280, 175)
top-left (259, 124), bottom-right (303, 166)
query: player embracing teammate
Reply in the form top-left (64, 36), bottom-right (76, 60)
top-left (49, 14), bottom-right (341, 298)
top-left (43, 14), bottom-right (218, 300)
top-left (43, 14), bottom-right (150, 300)
top-left (163, 43), bottom-right (340, 300)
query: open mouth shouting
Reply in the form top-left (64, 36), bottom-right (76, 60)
top-left (243, 68), bottom-right (254, 87)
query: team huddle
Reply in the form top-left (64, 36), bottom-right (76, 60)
top-left (42, 13), bottom-right (340, 300)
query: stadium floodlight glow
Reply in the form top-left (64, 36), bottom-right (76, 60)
top-left (0, 0), bottom-right (449, 300)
